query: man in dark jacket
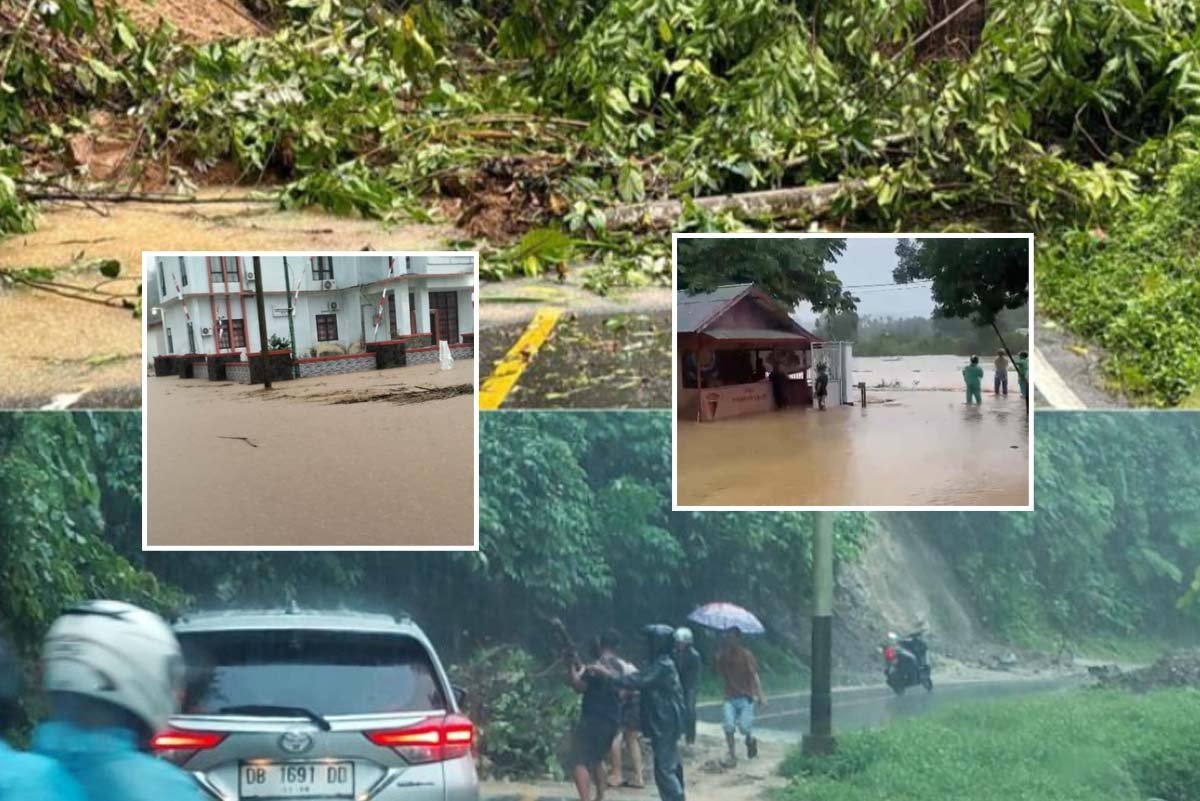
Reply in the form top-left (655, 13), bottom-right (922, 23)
top-left (673, 628), bottom-right (701, 746)
top-left (594, 624), bottom-right (685, 801)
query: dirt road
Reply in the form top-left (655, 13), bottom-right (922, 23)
top-left (146, 360), bottom-right (474, 547)
top-left (0, 193), bottom-right (455, 408)
top-left (483, 727), bottom-right (788, 801)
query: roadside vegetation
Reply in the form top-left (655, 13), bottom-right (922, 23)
top-left (912, 412), bottom-right (1200, 649)
top-left (1039, 158), bottom-right (1200, 407)
top-left (3, 3), bottom-right (1199, 278)
top-left (777, 689), bottom-right (1200, 801)
top-left (816, 306), bottom-right (1029, 357)
top-left (2, 411), bottom-right (1198, 776)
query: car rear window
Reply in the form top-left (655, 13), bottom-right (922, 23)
top-left (179, 629), bottom-right (447, 716)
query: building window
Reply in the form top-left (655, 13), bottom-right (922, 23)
top-left (159, 267), bottom-right (166, 296)
top-left (217, 318), bottom-right (247, 349)
top-left (231, 318), bottom-right (246, 348)
top-left (312, 257), bottom-right (334, 282)
top-left (315, 313), bottom-right (338, 342)
top-left (210, 257), bottom-right (225, 283)
top-left (178, 256), bottom-right (188, 287)
top-left (388, 294), bottom-right (397, 337)
top-left (166, 328), bottom-right (174, 354)
top-left (186, 322), bottom-right (197, 354)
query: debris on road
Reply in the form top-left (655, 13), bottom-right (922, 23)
top-left (1094, 651), bottom-right (1200, 693)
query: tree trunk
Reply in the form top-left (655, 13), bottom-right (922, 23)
top-left (607, 179), bottom-right (868, 230)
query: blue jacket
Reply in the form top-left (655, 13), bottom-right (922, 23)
top-left (0, 739), bottom-right (88, 801)
top-left (32, 722), bottom-right (205, 801)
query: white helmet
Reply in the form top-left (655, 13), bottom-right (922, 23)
top-left (41, 600), bottom-right (184, 733)
top-left (674, 626), bottom-right (694, 645)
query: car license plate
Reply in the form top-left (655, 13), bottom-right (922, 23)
top-left (239, 761), bottom-right (354, 799)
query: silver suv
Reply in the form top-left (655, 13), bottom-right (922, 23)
top-left (157, 609), bottom-right (479, 801)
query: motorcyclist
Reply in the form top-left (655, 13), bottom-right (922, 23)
top-left (594, 624), bottom-right (686, 801)
top-left (32, 600), bottom-right (205, 801)
top-left (672, 627), bottom-right (701, 746)
top-left (890, 628), bottom-right (930, 669)
top-left (0, 634), bottom-right (87, 801)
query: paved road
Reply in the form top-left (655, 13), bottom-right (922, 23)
top-left (1033, 316), bottom-right (1129, 409)
top-left (483, 675), bottom-right (1082, 801)
top-left (696, 675), bottom-right (1081, 735)
top-left (479, 272), bottom-right (672, 409)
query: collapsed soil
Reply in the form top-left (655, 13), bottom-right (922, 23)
top-left (0, 193), bottom-right (456, 408)
top-left (1093, 650), bottom-right (1200, 693)
top-left (104, 0), bottom-right (263, 42)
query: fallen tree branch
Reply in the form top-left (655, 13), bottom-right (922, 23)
top-left (17, 182), bottom-right (279, 206)
top-left (606, 178), bottom-right (869, 229)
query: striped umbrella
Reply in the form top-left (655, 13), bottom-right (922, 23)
top-left (687, 602), bottom-right (765, 634)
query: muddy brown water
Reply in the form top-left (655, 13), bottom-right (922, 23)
top-left (146, 361), bottom-right (474, 547)
top-left (0, 193), bottom-right (457, 408)
top-left (676, 390), bottom-right (1029, 507)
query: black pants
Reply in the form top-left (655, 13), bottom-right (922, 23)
top-left (650, 734), bottom-right (685, 801)
top-left (771, 380), bottom-right (786, 409)
top-left (683, 688), bottom-right (698, 745)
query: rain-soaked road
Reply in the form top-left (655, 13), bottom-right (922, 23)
top-left (1033, 316), bottom-right (1130, 409)
top-left (697, 675), bottom-right (1081, 736)
top-left (677, 390), bottom-right (1030, 507)
top-left (478, 274), bottom-right (672, 409)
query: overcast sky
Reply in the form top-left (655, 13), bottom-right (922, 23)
top-left (792, 237), bottom-right (934, 325)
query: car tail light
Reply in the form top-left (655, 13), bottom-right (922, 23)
top-left (151, 729), bottom-right (226, 752)
top-left (365, 714), bottom-right (475, 764)
top-left (883, 646), bottom-right (897, 663)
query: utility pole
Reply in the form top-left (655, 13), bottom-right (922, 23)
top-left (283, 257), bottom-right (299, 379)
top-left (252, 255), bottom-right (272, 390)
top-left (803, 511), bottom-right (836, 755)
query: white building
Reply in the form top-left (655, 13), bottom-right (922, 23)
top-left (151, 253), bottom-right (475, 357)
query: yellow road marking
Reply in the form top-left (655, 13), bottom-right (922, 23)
top-left (479, 307), bottom-right (564, 410)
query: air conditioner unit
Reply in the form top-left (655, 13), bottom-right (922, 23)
top-left (200, 327), bottom-right (212, 336)
top-left (245, 270), bottom-right (255, 281)
top-left (322, 279), bottom-right (337, 290)
top-left (328, 301), bottom-right (340, 311)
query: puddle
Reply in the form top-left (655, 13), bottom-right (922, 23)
top-left (0, 190), bottom-right (457, 407)
top-left (677, 390), bottom-right (1029, 507)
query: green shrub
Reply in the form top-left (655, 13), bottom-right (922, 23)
top-left (448, 645), bottom-right (575, 780)
top-left (1039, 157), bottom-right (1200, 407)
top-left (775, 689), bottom-right (1200, 801)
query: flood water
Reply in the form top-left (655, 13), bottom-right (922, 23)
top-left (853, 354), bottom-right (1011, 391)
top-left (676, 390), bottom-right (1029, 507)
top-left (0, 192), bottom-right (454, 407)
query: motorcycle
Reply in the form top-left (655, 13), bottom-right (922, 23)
top-left (880, 630), bottom-right (933, 695)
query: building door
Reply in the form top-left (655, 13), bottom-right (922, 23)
top-left (428, 291), bottom-right (459, 343)
top-left (360, 303), bottom-right (377, 343)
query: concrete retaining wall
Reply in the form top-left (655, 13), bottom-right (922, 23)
top-left (406, 343), bottom-right (474, 365)
top-left (225, 363), bottom-right (251, 384)
top-left (296, 353), bottom-right (378, 378)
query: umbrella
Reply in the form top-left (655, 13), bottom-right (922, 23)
top-left (687, 602), bottom-right (764, 634)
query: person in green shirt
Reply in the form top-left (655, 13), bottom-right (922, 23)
top-left (1015, 351), bottom-right (1029, 400)
top-left (962, 355), bottom-right (984, 405)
